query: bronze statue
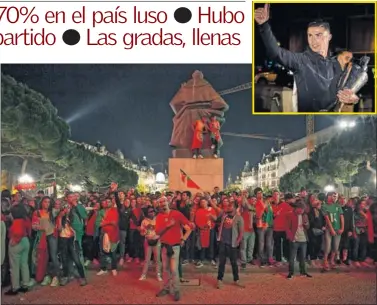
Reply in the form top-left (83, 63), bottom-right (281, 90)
top-left (169, 71), bottom-right (229, 158)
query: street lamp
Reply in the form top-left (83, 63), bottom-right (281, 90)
top-left (339, 120), bottom-right (356, 129)
top-left (324, 185), bottom-right (335, 192)
top-left (18, 174), bottom-right (34, 183)
top-left (156, 172), bottom-right (165, 183)
top-left (71, 184), bottom-right (82, 192)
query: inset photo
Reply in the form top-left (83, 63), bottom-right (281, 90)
top-left (252, 1), bottom-right (376, 114)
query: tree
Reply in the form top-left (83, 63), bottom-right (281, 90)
top-left (1, 74), bottom-right (138, 189)
top-left (279, 117), bottom-right (377, 193)
top-left (136, 182), bottom-right (149, 194)
top-left (224, 184), bottom-right (241, 194)
top-left (1, 74), bottom-right (71, 174)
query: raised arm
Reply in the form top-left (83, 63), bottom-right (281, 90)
top-left (255, 4), bottom-right (302, 71)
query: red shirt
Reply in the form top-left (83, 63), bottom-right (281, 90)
top-left (130, 208), bottom-right (142, 230)
top-left (272, 202), bottom-right (292, 232)
top-left (195, 207), bottom-right (216, 230)
top-left (9, 218), bottom-right (31, 244)
top-left (156, 210), bottom-right (190, 246)
top-left (101, 208), bottom-right (119, 243)
top-left (255, 200), bottom-right (266, 228)
top-left (241, 209), bottom-right (253, 232)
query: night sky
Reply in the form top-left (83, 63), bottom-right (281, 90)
top-left (1, 64), bottom-right (335, 178)
top-left (254, 3), bottom-right (375, 66)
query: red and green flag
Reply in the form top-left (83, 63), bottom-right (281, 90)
top-left (179, 169), bottom-right (201, 190)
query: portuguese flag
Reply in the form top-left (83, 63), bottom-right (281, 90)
top-left (180, 169), bottom-right (201, 190)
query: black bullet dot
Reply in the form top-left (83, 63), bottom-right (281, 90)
top-left (62, 29), bottom-right (80, 46)
top-left (174, 7), bottom-right (192, 24)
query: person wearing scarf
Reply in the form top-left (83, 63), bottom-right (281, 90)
top-left (97, 197), bottom-right (120, 276)
top-left (214, 198), bottom-right (244, 289)
top-left (194, 197), bottom-right (216, 268)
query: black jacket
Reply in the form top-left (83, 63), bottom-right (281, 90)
top-left (342, 206), bottom-right (354, 233)
top-left (114, 192), bottom-right (131, 231)
top-left (258, 22), bottom-right (343, 112)
top-left (308, 207), bottom-right (325, 230)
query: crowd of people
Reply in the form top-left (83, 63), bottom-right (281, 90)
top-left (1, 184), bottom-right (376, 301)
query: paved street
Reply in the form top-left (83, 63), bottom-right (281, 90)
top-left (2, 263), bottom-right (376, 304)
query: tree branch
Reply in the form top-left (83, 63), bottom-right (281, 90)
top-left (1, 153), bottom-right (43, 159)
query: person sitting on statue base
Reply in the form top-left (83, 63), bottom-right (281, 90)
top-left (191, 117), bottom-right (207, 159)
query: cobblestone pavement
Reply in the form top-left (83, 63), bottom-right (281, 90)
top-left (2, 263), bottom-right (376, 304)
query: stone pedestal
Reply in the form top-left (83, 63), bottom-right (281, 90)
top-left (168, 158), bottom-right (223, 192)
top-left (172, 148), bottom-right (216, 158)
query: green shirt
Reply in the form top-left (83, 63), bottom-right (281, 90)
top-left (70, 204), bottom-right (88, 239)
top-left (95, 209), bottom-right (106, 232)
top-left (322, 203), bottom-right (343, 231)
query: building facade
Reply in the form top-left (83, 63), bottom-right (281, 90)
top-left (258, 148), bottom-right (281, 189)
top-left (240, 125), bottom-right (341, 190)
top-left (240, 162), bottom-right (258, 190)
top-left (278, 125), bottom-right (340, 179)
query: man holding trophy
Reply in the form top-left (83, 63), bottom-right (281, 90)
top-left (254, 4), bottom-right (369, 112)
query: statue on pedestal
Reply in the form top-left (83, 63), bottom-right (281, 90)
top-left (169, 70), bottom-right (229, 158)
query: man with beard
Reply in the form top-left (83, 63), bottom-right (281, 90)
top-left (155, 197), bottom-right (193, 301)
top-left (213, 200), bottom-right (244, 289)
top-left (254, 4), bottom-right (359, 112)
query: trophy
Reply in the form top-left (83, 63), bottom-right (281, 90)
top-left (326, 55), bottom-right (370, 112)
